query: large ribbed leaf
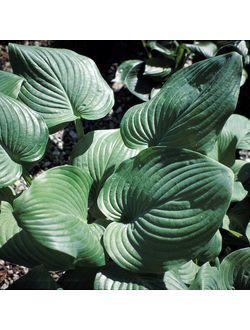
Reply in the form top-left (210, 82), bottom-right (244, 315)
top-left (189, 262), bottom-right (222, 290)
top-left (226, 197), bottom-right (250, 235)
top-left (8, 43), bottom-right (114, 130)
top-left (94, 262), bottom-right (166, 290)
top-left (0, 92), bottom-right (48, 187)
top-left (70, 129), bottom-right (143, 219)
top-left (220, 247), bottom-right (250, 290)
top-left (230, 160), bottom-right (250, 202)
top-left (120, 52), bottom-right (242, 155)
top-left (13, 166), bottom-right (107, 267)
top-left (0, 201), bottom-right (75, 270)
top-left (98, 146), bottom-right (233, 273)
top-left (196, 230), bottom-right (222, 262)
top-left (0, 70), bottom-right (24, 98)
top-left (224, 114), bottom-right (250, 150)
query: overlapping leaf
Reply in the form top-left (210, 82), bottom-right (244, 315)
top-left (0, 70), bottom-right (24, 98)
top-left (13, 166), bottom-right (107, 267)
top-left (189, 262), bottom-right (222, 290)
top-left (7, 264), bottom-right (61, 290)
top-left (94, 262), bottom-right (166, 290)
top-left (120, 52), bottom-right (242, 155)
top-left (0, 92), bottom-right (48, 187)
top-left (224, 114), bottom-right (250, 150)
top-left (196, 230), bottom-right (222, 262)
top-left (220, 247), bottom-right (250, 290)
top-left (70, 129), bottom-right (143, 219)
top-left (98, 146), bottom-right (233, 273)
top-left (8, 43), bottom-right (114, 130)
top-left (0, 201), bottom-right (74, 270)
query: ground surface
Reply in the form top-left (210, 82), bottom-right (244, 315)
top-left (0, 40), bottom-right (250, 289)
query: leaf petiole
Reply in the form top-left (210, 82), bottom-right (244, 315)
top-left (74, 117), bottom-right (85, 141)
top-left (22, 167), bottom-right (32, 187)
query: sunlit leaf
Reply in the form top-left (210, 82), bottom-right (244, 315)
top-left (9, 43), bottom-right (114, 131)
top-left (98, 146), bottom-right (233, 273)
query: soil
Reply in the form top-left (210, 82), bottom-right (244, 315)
top-left (0, 40), bottom-right (250, 289)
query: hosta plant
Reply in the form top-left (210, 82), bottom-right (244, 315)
top-left (113, 40), bottom-right (249, 101)
top-left (0, 43), bottom-right (250, 290)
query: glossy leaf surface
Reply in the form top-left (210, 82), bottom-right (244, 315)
top-left (120, 52), bottom-right (242, 154)
top-left (220, 247), bottom-right (250, 290)
top-left (13, 166), bottom-right (106, 267)
top-left (8, 43), bottom-right (114, 129)
top-left (0, 92), bottom-right (48, 187)
top-left (0, 201), bottom-right (74, 270)
top-left (70, 129), bottom-right (143, 219)
top-left (0, 70), bottom-right (24, 98)
top-left (189, 262), bottom-right (222, 290)
top-left (94, 262), bottom-right (166, 290)
top-left (98, 146), bottom-right (233, 273)
top-left (224, 114), bottom-right (250, 150)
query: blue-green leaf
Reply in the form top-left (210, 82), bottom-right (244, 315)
top-left (8, 43), bottom-right (114, 130)
top-left (98, 146), bottom-right (233, 273)
top-left (13, 166), bottom-right (107, 267)
top-left (120, 52), bottom-right (242, 155)
top-left (220, 247), bottom-right (250, 290)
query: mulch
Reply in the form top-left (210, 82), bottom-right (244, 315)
top-left (0, 40), bottom-right (250, 289)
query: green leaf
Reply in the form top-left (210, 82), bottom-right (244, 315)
top-left (7, 264), bottom-right (60, 290)
top-left (124, 61), bottom-right (156, 101)
top-left (220, 228), bottom-right (249, 248)
top-left (120, 52), bottom-right (242, 154)
top-left (147, 41), bottom-right (173, 58)
top-left (13, 166), bottom-right (107, 267)
top-left (0, 92), bottom-right (49, 187)
top-left (189, 262), bottom-right (222, 290)
top-left (0, 70), bottom-right (24, 98)
top-left (206, 127), bottom-right (237, 167)
top-left (196, 230), bottom-right (222, 262)
top-left (8, 43), bottom-right (114, 130)
top-left (57, 266), bottom-right (99, 290)
top-left (98, 146), bottom-right (233, 273)
top-left (70, 129), bottom-right (143, 219)
top-left (230, 160), bottom-right (250, 202)
top-left (220, 247), bottom-right (250, 290)
top-left (113, 59), bottom-right (164, 101)
top-left (0, 186), bottom-right (15, 205)
top-left (184, 42), bottom-right (218, 58)
top-left (177, 260), bottom-right (200, 284)
top-left (144, 57), bottom-right (173, 82)
top-left (163, 268), bottom-right (189, 290)
top-left (224, 114), bottom-right (250, 150)
top-left (112, 60), bottom-right (141, 84)
top-left (94, 262), bottom-right (166, 290)
top-left (226, 197), bottom-right (250, 238)
top-left (0, 201), bottom-right (74, 270)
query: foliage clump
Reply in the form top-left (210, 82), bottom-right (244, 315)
top-left (0, 42), bottom-right (250, 289)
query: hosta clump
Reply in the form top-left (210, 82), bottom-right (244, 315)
top-left (113, 40), bottom-right (249, 101)
top-left (0, 43), bottom-right (249, 289)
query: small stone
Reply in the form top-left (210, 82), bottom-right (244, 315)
top-left (52, 149), bottom-right (60, 156)
top-left (69, 131), bottom-right (78, 139)
top-left (0, 283), bottom-right (9, 290)
top-left (58, 141), bottom-right (64, 150)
